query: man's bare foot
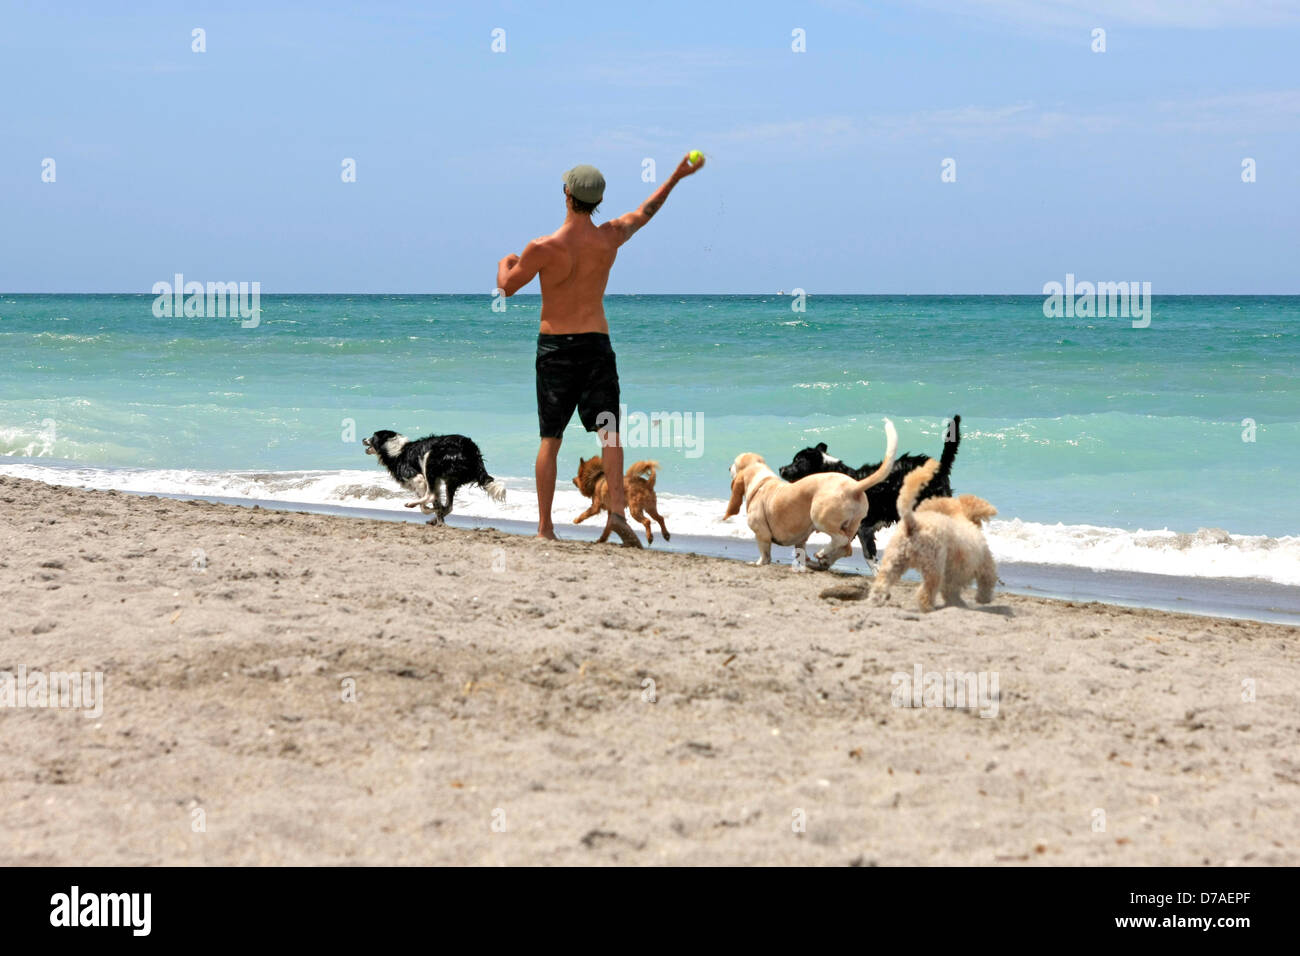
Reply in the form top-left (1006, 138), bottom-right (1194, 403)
top-left (536, 528), bottom-right (559, 541)
top-left (603, 513), bottom-right (644, 548)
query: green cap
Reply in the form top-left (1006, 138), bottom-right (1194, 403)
top-left (563, 164), bottom-right (605, 204)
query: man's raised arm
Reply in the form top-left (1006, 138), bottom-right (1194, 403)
top-left (609, 152), bottom-right (705, 246)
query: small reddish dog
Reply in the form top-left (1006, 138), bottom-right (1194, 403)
top-left (573, 457), bottom-right (670, 545)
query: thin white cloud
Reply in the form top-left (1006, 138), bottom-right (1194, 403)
top-left (569, 89), bottom-right (1298, 161)
top-left (1154, 89), bottom-right (1300, 132)
top-left (702, 89), bottom-right (1300, 148)
top-left (713, 116), bottom-right (858, 143)
top-left (583, 49), bottom-right (755, 88)
top-left (901, 0), bottom-right (1300, 30)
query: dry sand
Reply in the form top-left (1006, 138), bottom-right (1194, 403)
top-left (2, 474), bottom-right (1297, 865)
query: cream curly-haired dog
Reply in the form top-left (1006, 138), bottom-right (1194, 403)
top-left (869, 459), bottom-right (998, 611)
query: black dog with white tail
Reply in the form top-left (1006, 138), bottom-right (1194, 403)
top-left (778, 415), bottom-right (962, 561)
top-left (363, 429), bottom-right (506, 524)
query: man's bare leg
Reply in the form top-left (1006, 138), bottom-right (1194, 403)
top-left (535, 437), bottom-right (562, 540)
top-left (598, 429), bottom-right (643, 548)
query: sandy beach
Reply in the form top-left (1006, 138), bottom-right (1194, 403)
top-left (2, 474), bottom-right (1297, 866)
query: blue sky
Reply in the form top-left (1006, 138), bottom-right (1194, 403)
top-left (3, 0), bottom-right (1298, 293)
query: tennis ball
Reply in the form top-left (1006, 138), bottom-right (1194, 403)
top-left (688, 150), bottom-right (703, 165)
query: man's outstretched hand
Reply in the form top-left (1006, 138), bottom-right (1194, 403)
top-left (610, 152), bottom-right (705, 245)
top-left (672, 152), bottom-right (705, 180)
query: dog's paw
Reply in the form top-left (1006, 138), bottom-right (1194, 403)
top-left (810, 550), bottom-right (836, 569)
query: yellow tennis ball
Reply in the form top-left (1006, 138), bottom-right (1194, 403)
top-left (688, 150), bottom-right (703, 165)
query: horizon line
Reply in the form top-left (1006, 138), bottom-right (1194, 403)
top-left (4, 290), bottom-right (1300, 297)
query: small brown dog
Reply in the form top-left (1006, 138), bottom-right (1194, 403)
top-left (573, 457), bottom-right (670, 545)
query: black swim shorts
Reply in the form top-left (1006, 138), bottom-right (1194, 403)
top-left (535, 332), bottom-right (621, 439)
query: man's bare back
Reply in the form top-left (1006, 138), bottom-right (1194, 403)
top-left (494, 153), bottom-right (705, 545)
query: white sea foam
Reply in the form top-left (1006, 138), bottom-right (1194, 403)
top-left (978, 519), bottom-right (1300, 587)
top-left (3, 462), bottom-right (1298, 586)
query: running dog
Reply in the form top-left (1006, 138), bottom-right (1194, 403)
top-left (572, 457), bottom-right (670, 545)
top-left (363, 429), bottom-right (505, 525)
top-left (869, 458), bottom-right (997, 611)
top-left (725, 419), bottom-right (897, 571)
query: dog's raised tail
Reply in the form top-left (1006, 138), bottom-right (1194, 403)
top-left (938, 413), bottom-right (961, 482)
top-left (482, 477), bottom-right (507, 504)
top-left (625, 460), bottom-right (659, 487)
top-left (853, 418), bottom-right (898, 493)
top-left (956, 493), bottom-right (996, 525)
top-left (897, 458), bottom-right (940, 535)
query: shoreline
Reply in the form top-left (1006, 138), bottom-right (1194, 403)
top-left (29, 479), bottom-right (1300, 627)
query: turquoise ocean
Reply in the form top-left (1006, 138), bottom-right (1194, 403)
top-left (3, 294), bottom-right (1298, 602)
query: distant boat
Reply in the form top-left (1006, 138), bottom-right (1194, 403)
top-left (777, 290), bottom-right (786, 295)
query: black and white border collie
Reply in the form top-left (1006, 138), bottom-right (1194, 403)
top-left (363, 429), bottom-right (506, 524)
top-left (777, 415), bottom-right (962, 561)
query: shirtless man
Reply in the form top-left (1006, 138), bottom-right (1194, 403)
top-left (496, 153), bottom-right (705, 544)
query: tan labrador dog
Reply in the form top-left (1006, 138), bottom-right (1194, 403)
top-left (724, 419), bottom-right (897, 571)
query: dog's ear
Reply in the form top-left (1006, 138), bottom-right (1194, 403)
top-left (816, 443), bottom-right (828, 453)
top-left (723, 472), bottom-right (746, 519)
